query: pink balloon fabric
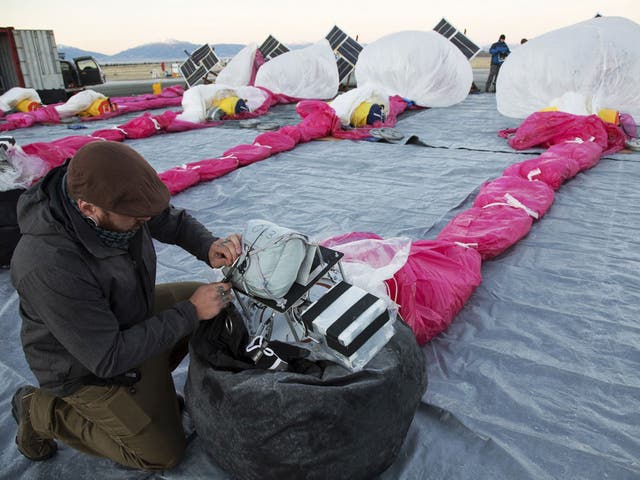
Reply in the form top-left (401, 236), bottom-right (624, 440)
top-left (502, 153), bottom-right (581, 190)
top-left (22, 136), bottom-right (101, 169)
top-left (320, 232), bottom-right (482, 345)
top-left (543, 141), bottom-right (603, 171)
top-left (0, 105), bottom-right (61, 132)
top-left (157, 167), bottom-right (201, 195)
top-left (502, 140), bottom-right (603, 190)
top-left (473, 176), bottom-right (555, 219)
top-left (381, 112), bottom-right (620, 344)
top-left (183, 157), bottom-right (239, 181)
top-left (498, 111), bottom-right (625, 154)
top-left (385, 240), bottom-right (482, 345)
top-left (437, 205), bottom-right (534, 259)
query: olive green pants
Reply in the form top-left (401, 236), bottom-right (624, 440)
top-left (27, 282), bottom-right (202, 470)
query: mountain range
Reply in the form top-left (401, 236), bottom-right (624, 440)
top-left (58, 39), bottom-right (491, 65)
top-left (57, 40), bottom-right (247, 64)
top-left (57, 40), bottom-right (314, 64)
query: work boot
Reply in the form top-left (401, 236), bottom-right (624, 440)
top-left (11, 386), bottom-right (57, 461)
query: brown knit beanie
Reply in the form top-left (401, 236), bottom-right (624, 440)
top-left (67, 141), bottom-right (170, 217)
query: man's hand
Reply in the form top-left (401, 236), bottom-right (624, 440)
top-left (189, 282), bottom-right (233, 320)
top-left (208, 234), bottom-right (242, 268)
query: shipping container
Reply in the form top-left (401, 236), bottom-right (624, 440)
top-left (0, 27), bottom-right (104, 104)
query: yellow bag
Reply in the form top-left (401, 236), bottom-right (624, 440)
top-left (78, 98), bottom-right (115, 117)
top-left (597, 108), bottom-right (619, 125)
top-left (350, 102), bottom-right (385, 128)
top-left (213, 96), bottom-right (241, 116)
top-left (15, 99), bottom-right (41, 112)
top-left (350, 102), bottom-right (374, 127)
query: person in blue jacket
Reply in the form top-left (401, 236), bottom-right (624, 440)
top-left (485, 34), bottom-right (510, 93)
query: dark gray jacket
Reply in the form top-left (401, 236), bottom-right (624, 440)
top-left (11, 163), bottom-right (217, 396)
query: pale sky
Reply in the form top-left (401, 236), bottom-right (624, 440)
top-left (4, 0), bottom-right (640, 54)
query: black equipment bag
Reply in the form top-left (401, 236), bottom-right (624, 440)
top-left (186, 306), bottom-right (427, 480)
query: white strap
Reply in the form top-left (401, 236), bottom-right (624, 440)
top-left (527, 168), bottom-right (541, 181)
top-left (454, 241), bottom-right (479, 249)
top-left (245, 335), bottom-right (284, 370)
top-left (245, 335), bottom-right (266, 353)
top-left (150, 117), bottom-right (162, 130)
top-left (454, 241), bottom-right (478, 249)
top-left (482, 193), bottom-right (538, 219)
top-left (504, 193), bottom-right (539, 219)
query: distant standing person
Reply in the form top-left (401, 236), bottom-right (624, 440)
top-left (161, 61), bottom-right (166, 76)
top-left (485, 34), bottom-right (510, 93)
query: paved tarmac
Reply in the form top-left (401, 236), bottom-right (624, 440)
top-left (92, 77), bottom-right (187, 97)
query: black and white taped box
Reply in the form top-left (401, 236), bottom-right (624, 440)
top-left (301, 281), bottom-right (394, 362)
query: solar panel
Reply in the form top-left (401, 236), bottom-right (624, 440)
top-left (336, 58), bottom-right (353, 83)
top-left (192, 44), bottom-right (218, 66)
top-left (434, 18), bottom-right (457, 38)
top-left (337, 37), bottom-right (363, 66)
top-left (258, 35), bottom-right (290, 61)
top-left (179, 44), bottom-right (220, 87)
top-left (433, 18), bottom-right (446, 31)
top-left (326, 25), bottom-right (347, 50)
top-left (325, 25), bottom-right (363, 83)
top-left (433, 18), bottom-right (480, 59)
top-left (451, 32), bottom-right (480, 60)
top-left (179, 58), bottom-right (201, 86)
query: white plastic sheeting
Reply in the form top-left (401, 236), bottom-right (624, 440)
top-left (355, 31), bottom-right (472, 108)
top-left (215, 43), bottom-right (257, 87)
top-left (0, 87), bottom-right (41, 112)
top-left (329, 85), bottom-right (390, 126)
top-left (254, 40), bottom-right (339, 100)
top-left (330, 236), bottom-right (410, 312)
top-left (176, 84), bottom-right (269, 123)
top-left (54, 90), bottom-right (108, 118)
top-left (0, 141), bottom-right (48, 190)
top-left (497, 16), bottom-right (640, 119)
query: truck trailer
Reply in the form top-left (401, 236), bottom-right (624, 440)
top-left (0, 27), bottom-right (105, 104)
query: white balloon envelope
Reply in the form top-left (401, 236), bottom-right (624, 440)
top-left (497, 16), bottom-right (640, 120)
top-left (355, 30), bottom-right (472, 108)
top-left (254, 40), bottom-right (339, 100)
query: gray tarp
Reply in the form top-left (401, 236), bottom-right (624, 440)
top-left (0, 93), bottom-right (638, 479)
